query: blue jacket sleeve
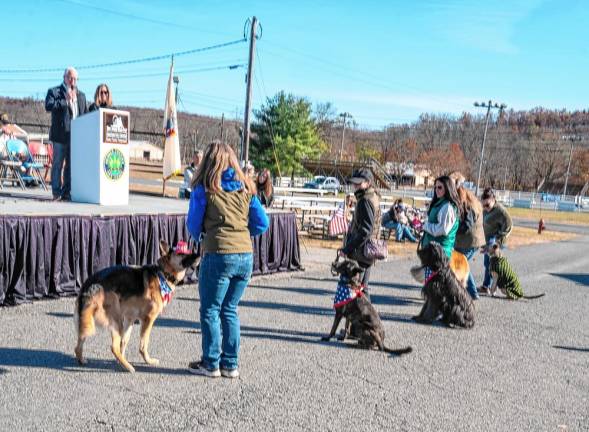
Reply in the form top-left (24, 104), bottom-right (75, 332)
top-left (248, 195), bottom-right (270, 236)
top-left (186, 185), bottom-right (207, 242)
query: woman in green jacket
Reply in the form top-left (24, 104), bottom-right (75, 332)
top-left (421, 175), bottom-right (462, 258)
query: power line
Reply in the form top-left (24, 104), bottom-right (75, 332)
top-left (0, 39), bottom-right (246, 74)
top-left (53, 0), bottom-right (235, 37)
top-left (0, 64), bottom-right (246, 82)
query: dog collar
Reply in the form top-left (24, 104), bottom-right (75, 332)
top-left (424, 271), bottom-right (438, 285)
top-left (157, 272), bottom-right (174, 306)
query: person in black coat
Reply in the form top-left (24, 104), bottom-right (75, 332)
top-left (45, 67), bottom-right (88, 201)
top-left (340, 168), bottom-right (381, 299)
top-left (88, 83), bottom-right (115, 112)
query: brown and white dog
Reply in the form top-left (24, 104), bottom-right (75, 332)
top-left (74, 240), bottom-right (199, 372)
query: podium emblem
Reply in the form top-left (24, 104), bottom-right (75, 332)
top-left (103, 149), bottom-right (126, 180)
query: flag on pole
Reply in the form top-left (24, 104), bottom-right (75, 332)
top-left (162, 57), bottom-right (181, 179)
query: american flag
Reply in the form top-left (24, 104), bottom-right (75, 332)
top-left (328, 206), bottom-right (348, 236)
top-left (333, 282), bottom-right (363, 308)
top-left (158, 272), bottom-right (174, 306)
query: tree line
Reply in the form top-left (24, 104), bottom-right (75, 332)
top-left (2, 94), bottom-right (588, 193)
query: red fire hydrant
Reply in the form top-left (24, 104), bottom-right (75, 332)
top-left (538, 218), bottom-right (546, 234)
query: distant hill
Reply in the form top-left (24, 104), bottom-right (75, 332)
top-left (0, 95), bottom-right (241, 162)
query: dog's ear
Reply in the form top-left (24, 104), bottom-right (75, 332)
top-left (159, 240), bottom-right (170, 257)
top-left (181, 253), bottom-right (200, 269)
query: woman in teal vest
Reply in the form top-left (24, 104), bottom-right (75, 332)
top-left (422, 175), bottom-right (462, 258)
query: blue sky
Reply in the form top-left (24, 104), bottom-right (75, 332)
top-left (1, 0), bottom-right (587, 129)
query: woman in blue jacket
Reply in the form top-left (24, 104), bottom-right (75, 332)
top-left (186, 142), bottom-right (269, 378)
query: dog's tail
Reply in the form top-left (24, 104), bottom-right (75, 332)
top-left (383, 346), bottom-right (413, 356)
top-left (75, 282), bottom-right (106, 338)
top-left (523, 293), bottom-right (545, 300)
top-left (410, 265), bottom-right (425, 284)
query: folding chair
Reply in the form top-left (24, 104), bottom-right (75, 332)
top-left (5, 138), bottom-right (48, 190)
top-left (0, 139), bottom-right (26, 190)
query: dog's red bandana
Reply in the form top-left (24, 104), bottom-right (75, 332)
top-left (158, 272), bottom-right (174, 307)
top-left (334, 282), bottom-right (364, 308)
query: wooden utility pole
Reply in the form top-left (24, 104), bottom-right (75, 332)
top-left (339, 112), bottom-right (352, 161)
top-left (220, 113), bottom-right (225, 142)
top-left (473, 100), bottom-right (506, 196)
top-left (242, 16), bottom-right (258, 164)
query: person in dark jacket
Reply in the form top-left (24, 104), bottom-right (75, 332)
top-left (45, 67), bottom-right (88, 201)
top-left (480, 187), bottom-right (513, 294)
top-left (340, 168), bottom-right (381, 299)
top-left (88, 83), bottom-right (114, 112)
top-left (186, 141), bottom-right (269, 378)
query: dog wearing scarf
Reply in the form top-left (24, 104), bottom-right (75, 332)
top-left (74, 240), bottom-right (199, 372)
top-left (412, 242), bottom-right (475, 328)
top-left (321, 256), bottom-right (412, 356)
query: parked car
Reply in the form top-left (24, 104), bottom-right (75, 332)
top-left (303, 176), bottom-right (340, 194)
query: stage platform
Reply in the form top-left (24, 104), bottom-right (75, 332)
top-left (0, 188), bottom-right (302, 306)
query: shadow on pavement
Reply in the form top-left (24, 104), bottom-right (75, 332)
top-left (549, 273), bottom-right (589, 287)
top-left (249, 284), bottom-right (422, 306)
top-left (553, 345), bottom-right (589, 353)
top-left (0, 347), bottom-right (195, 375)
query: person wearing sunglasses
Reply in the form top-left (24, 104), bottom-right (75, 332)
top-left (89, 83), bottom-right (115, 112)
top-left (479, 188), bottom-right (512, 294)
top-left (421, 175), bottom-right (463, 258)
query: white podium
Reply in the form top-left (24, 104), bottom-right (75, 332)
top-left (71, 108), bottom-right (130, 205)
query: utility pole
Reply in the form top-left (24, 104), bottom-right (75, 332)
top-left (339, 112), bottom-right (352, 161)
top-left (220, 113), bottom-right (225, 142)
top-left (242, 16), bottom-right (260, 164)
top-left (562, 134), bottom-right (581, 197)
top-left (473, 100), bottom-right (506, 196)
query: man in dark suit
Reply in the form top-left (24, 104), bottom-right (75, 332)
top-left (45, 67), bottom-right (88, 201)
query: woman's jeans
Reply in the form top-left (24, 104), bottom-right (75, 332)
top-left (198, 252), bottom-right (253, 370)
top-left (455, 247), bottom-right (479, 299)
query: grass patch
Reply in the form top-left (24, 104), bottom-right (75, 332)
top-left (301, 226), bottom-right (576, 257)
top-left (507, 207), bottom-right (589, 226)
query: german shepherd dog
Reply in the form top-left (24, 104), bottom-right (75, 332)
top-left (74, 240), bottom-right (199, 372)
top-left (412, 242), bottom-right (475, 328)
top-left (486, 244), bottom-right (545, 300)
top-left (321, 257), bottom-right (412, 356)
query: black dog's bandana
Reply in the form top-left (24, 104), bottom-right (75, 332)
top-left (334, 282), bottom-right (364, 308)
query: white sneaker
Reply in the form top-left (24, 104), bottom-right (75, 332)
top-left (188, 361), bottom-right (220, 378)
top-left (220, 368), bottom-right (239, 378)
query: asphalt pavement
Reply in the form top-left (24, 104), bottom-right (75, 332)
top-left (0, 236), bottom-right (588, 431)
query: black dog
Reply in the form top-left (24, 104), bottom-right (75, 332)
top-left (321, 257), bottom-right (412, 355)
top-left (412, 242), bottom-right (475, 328)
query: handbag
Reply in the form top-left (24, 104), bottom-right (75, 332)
top-left (361, 202), bottom-right (388, 261)
top-left (363, 237), bottom-right (388, 261)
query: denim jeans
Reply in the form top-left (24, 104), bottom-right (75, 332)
top-left (455, 247), bottom-right (479, 299)
top-left (198, 252), bottom-right (253, 370)
top-left (51, 142), bottom-right (71, 198)
top-left (384, 220), bottom-right (416, 242)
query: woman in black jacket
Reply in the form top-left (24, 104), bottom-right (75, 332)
top-left (89, 84), bottom-right (114, 111)
top-left (340, 168), bottom-right (381, 299)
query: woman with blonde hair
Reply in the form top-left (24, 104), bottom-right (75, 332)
top-left (449, 171), bottom-right (485, 300)
top-left (186, 141), bottom-right (269, 378)
top-left (89, 83), bottom-right (114, 111)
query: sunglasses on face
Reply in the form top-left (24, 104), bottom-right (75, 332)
top-left (100, 90), bottom-right (109, 95)
top-left (435, 185), bottom-right (444, 191)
